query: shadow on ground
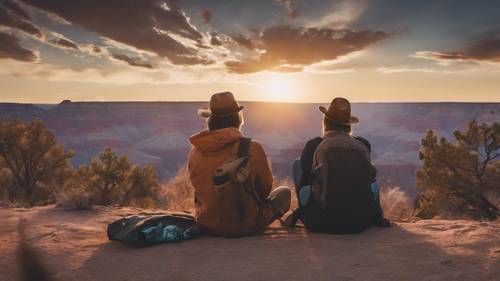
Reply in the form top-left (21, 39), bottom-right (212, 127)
top-left (2, 207), bottom-right (498, 281)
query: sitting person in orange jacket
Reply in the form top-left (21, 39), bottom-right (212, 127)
top-left (188, 92), bottom-right (291, 237)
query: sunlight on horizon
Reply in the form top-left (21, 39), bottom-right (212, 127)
top-left (258, 73), bottom-right (301, 102)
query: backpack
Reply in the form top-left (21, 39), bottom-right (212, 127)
top-left (212, 137), bottom-right (267, 230)
top-left (303, 135), bottom-right (374, 234)
top-left (107, 212), bottom-right (197, 245)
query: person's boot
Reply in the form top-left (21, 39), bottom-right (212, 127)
top-left (280, 211), bottom-right (297, 228)
top-left (374, 212), bottom-right (391, 227)
top-left (280, 208), bottom-right (301, 228)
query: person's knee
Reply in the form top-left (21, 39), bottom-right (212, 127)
top-left (299, 185), bottom-right (311, 206)
top-left (270, 186), bottom-right (291, 215)
top-left (275, 186), bottom-right (291, 201)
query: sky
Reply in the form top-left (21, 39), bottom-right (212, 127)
top-left (0, 0), bottom-right (499, 103)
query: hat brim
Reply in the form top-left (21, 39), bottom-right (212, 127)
top-left (319, 106), bottom-right (359, 125)
top-left (197, 105), bottom-right (244, 118)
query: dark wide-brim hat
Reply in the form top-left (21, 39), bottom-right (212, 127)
top-left (319, 97), bottom-right (359, 125)
top-left (198, 91), bottom-right (244, 118)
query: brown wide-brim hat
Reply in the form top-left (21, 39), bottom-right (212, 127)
top-left (319, 97), bottom-right (359, 125)
top-left (198, 91), bottom-right (244, 118)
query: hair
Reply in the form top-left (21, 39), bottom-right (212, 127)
top-left (207, 111), bottom-right (244, 131)
top-left (323, 116), bottom-right (351, 134)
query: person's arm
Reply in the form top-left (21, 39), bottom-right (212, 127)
top-left (251, 141), bottom-right (273, 200)
top-left (354, 136), bottom-right (377, 181)
top-left (299, 137), bottom-right (323, 188)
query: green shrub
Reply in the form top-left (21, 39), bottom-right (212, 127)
top-left (415, 121), bottom-right (500, 220)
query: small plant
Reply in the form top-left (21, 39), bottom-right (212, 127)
top-left (0, 118), bottom-right (74, 206)
top-left (160, 165), bottom-right (195, 212)
top-left (380, 186), bottom-right (414, 222)
top-left (75, 147), bottom-right (161, 208)
top-left (415, 121), bottom-right (500, 220)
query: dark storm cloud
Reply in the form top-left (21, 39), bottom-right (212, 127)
top-left (20, 0), bottom-right (213, 65)
top-left (419, 36), bottom-right (500, 63)
top-left (199, 8), bottom-right (211, 24)
top-left (0, 30), bottom-right (37, 62)
top-left (111, 53), bottom-right (154, 69)
top-left (0, 1), bottom-right (42, 37)
top-left (225, 25), bottom-right (390, 74)
top-left (49, 37), bottom-right (78, 50)
top-left (275, 0), bottom-right (299, 19)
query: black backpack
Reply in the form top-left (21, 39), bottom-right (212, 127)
top-left (107, 212), bottom-right (197, 245)
top-left (303, 139), bottom-right (374, 234)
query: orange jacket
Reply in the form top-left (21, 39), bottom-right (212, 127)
top-left (188, 127), bottom-right (273, 237)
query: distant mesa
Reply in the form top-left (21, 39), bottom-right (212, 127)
top-left (61, 99), bottom-right (72, 104)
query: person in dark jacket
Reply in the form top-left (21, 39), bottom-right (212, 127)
top-left (283, 97), bottom-right (390, 230)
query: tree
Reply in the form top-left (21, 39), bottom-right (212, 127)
top-left (0, 118), bottom-right (74, 206)
top-left (78, 147), bottom-right (160, 207)
top-left (415, 121), bottom-right (500, 219)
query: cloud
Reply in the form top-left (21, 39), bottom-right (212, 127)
top-left (230, 34), bottom-right (255, 50)
top-left (377, 67), bottom-right (476, 74)
top-left (0, 30), bottom-right (37, 62)
top-left (2, 0), bottom-right (30, 20)
top-left (210, 32), bottom-right (223, 46)
top-left (225, 25), bottom-right (391, 74)
top-left (307, 0), bottom-right (367, 29)
top-left (275, 0), bottom-right (299, 19)
top-left (415, 36), bottom-right (500, 64)
top-left (0, 0), bottom-right (42, 37)
top-left (199, 9), bottom-right (211, 24)
top-left (49, 36), bottom-right (78, 50)
top-left (20, 0), bottom-right (213, 65)
top-left (111, 53), bottom-right (154, 69)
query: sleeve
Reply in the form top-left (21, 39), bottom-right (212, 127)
top-left (354, 136), bottom-right (371, 153)
top-left (251, 141), bottom-right (273, 200)
top-left (299, 137), bottom-right (323, 187)
top-left (354, 136), bottom-right (377, 181)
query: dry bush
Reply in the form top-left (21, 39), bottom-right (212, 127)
top-left (160, 166), bottom-right (195, 213)
top-left (56, 185), bottom-right (93, 210)
top-left (380, 186), bottom-right (415, 222)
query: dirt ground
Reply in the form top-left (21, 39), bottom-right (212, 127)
top-left (1, 206), bottom-right (499, 281)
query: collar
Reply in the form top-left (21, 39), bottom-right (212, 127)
top-left (322, 130), bottom-right (352, 138)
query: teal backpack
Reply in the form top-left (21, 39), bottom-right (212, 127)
top-left (107, 213), bottom-right (198, 246)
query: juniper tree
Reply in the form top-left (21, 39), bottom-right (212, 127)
top-left (415, 121), bottom-right (500, 219)
top-left (78, 147), bottom-right (160, 207)
top-left (0, 118), bottom-right (74, 206)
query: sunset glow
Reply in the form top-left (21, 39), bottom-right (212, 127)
top-left (0, 0), bottom-right (499, 103)
top-left (260, 74), bottom-right (299, 102)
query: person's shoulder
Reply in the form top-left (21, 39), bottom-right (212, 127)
top-left (301, 137), bottom-right (322, 155)
top-left (248, 138), bottom-right (265, 154)
top-left (305, 137), bottom-right (323, 147)
top-left (353, 136), bottom-right (371, 152)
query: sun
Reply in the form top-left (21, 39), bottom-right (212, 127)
top-left (260, 74), bottom-right (298, 102)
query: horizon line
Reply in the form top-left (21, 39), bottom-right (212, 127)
top-left (2, 99), bottom-right (500, 105)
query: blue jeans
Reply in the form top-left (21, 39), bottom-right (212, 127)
top-left (292, 158), bottom-right (310, 206)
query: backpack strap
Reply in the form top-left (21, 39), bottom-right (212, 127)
top-left (238, 137), bottom-right (269, 232)
top-left (238, 137), bottom-right (268, 208)
top-left (238, 137), bottom-right (251, 158)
